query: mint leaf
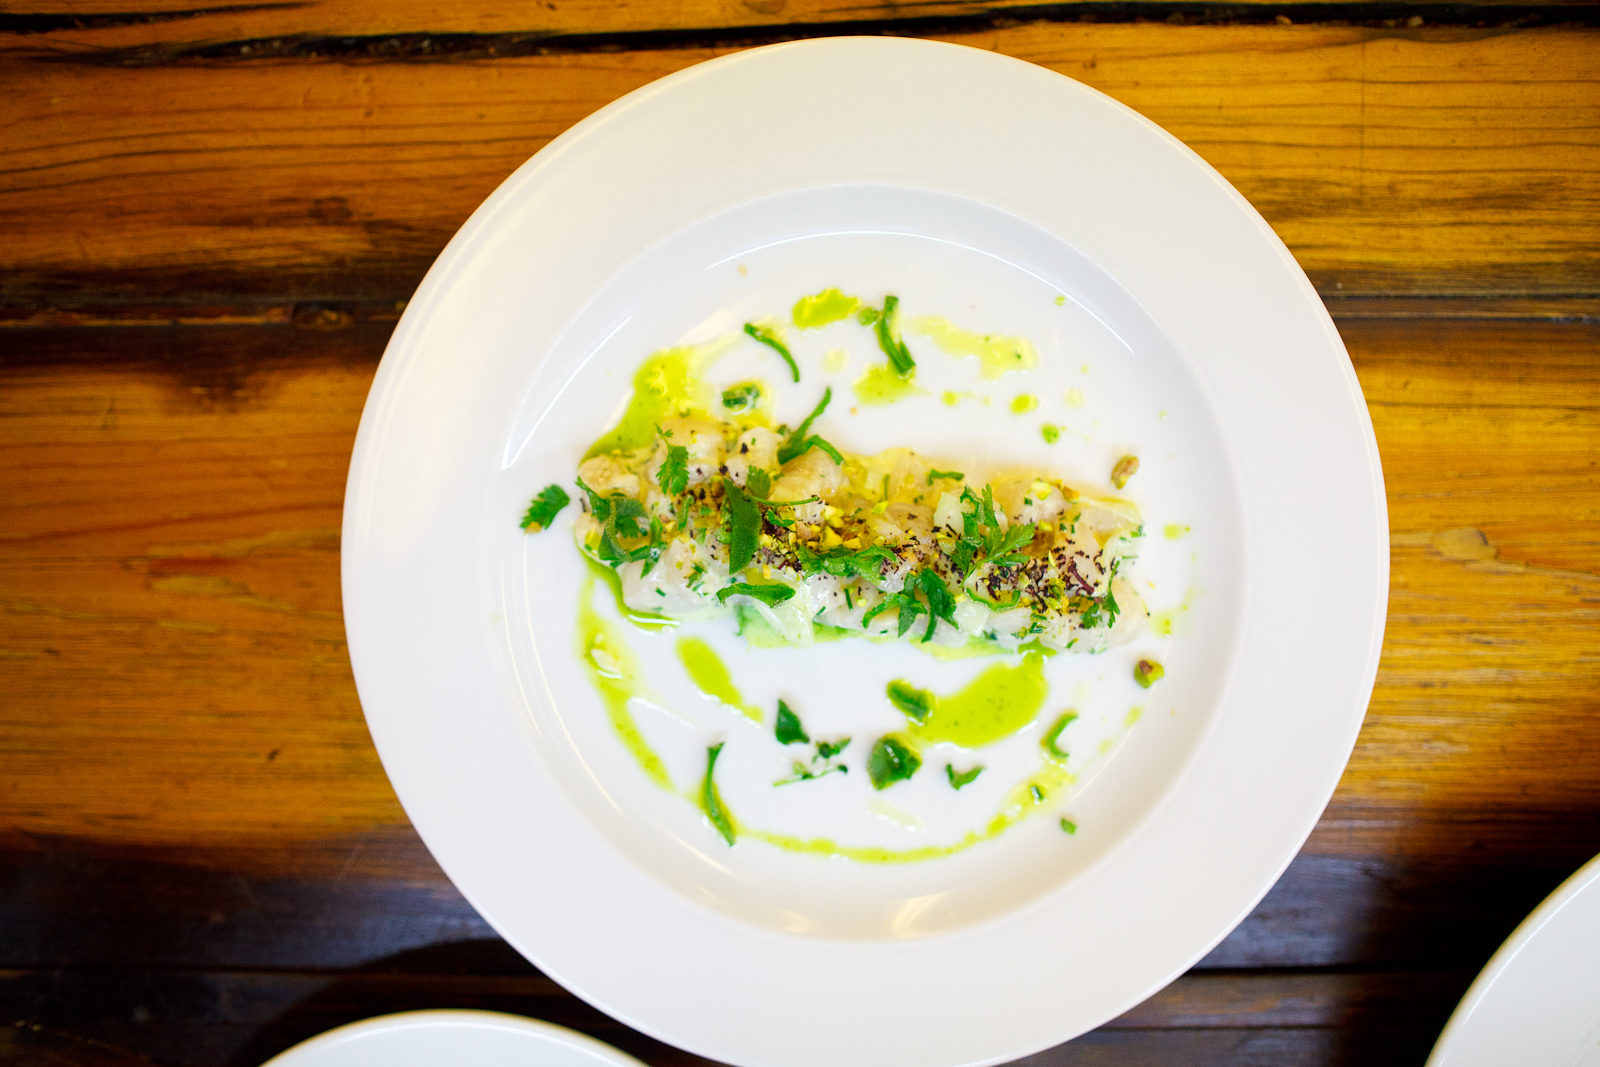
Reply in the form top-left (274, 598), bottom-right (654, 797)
top-left (716, 582), bottom-right (795, 607)
top-left (723, 479), bottom-right (761, 573)
top-left (519, 484), bottom-right (570, 532)
top-left (867, 735), bottom-right (921, 790)
top-left (887, 680), bottom-right (936, 724)
top-left (946, 764), bottom-right (983, 790)
top-left (775, 700), bottom-right (809, 745)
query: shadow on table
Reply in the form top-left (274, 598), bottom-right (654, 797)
top-left (225, 939), bottom-right (724, 1067)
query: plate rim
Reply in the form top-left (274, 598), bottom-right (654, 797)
top-left (260, 1009), bottom-right (650, 1065)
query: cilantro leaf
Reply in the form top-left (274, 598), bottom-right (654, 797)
top-left (867, 735), bottom-right (921, 790)
top-left (716, 582), bottom-right (796, 607)
top-left (946, 764), bottom-right (983, 789)
top-left (519, 484), bottom-right (570, 532)
top-left (887, 680), bottom-right (935, 724)
top-left (775, 700), bottom-right (809, 745)
top-left (659, 446), bottom-right (690, 496)
top-left (700, 743), bottom-right (736, 846)
top-left (744, 322), bottom-right (799, 382)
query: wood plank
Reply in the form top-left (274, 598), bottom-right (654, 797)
top-left (8, 0), bottom-right (1587, 60)
top-left (0, 964), bottom-right (1470, 1067)
top-left (2, 25), bottom-right (1596, 303)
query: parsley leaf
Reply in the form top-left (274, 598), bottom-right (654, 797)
top-left (873, 295), bottom-right (916, 376)
top-left (887, 681), bottom-right (935, 724)
top-left (946, 764), bottom-right (983, 790)
top-left (700, 743), bottom-right (736, 846)
top-left (775, 700), bottom-right (809, 745)
top-left (716, 582), bottom-right (796, 607)
top-left (867, 735), bottom-right (921, 790)
top-left (744, 322), bottom-right (799, 382)
top-left (519, 484), bottom-right (570, 532)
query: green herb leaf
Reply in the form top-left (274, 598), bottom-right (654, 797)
top-left (986, 522), bottom-right (1038, 567)
top-left (777, 388), bottom-right (833, 465)
top-left (723, 479), bottom-right (762, 573)
top-left (917, 569), bottom-right (959, 630)
top-left (574, 476), bottom-right (611, 522)
top-left (946, 764), bottom-right (983, 790)
top-left (519, 484), bottom-right (570, 532)
top-left (775, 699), bottom-right (809, 745)
top-left (866, 735), bottom-right (921, 790)
top-left (658, 441), bottom-right (690, 496)
top-left (872, 295), bottom-right (915, 376)
top-left (816, 738), bottom-right (850, 759)
top-left (1060, 817), bottom-right (1078, 835)
top-left (744, 322), bottom-right (800, 382)
top-left (716, 582), bottom-right (796, 607)
top-left (701, 742), bottom-right (736, 846)
top-left (745, 467), bottom-right (773, 499)
top-left (1042, 711), bottom-right (1077, 763)
top-left (722, 381), bottom-right (764, 414)
top-left (926, 469), bottom-right (965, 486)
top-left (887, 680), bottom-right (936, 724)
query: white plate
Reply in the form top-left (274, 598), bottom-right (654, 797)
top-left (343, 37), bottom-right (1388, 1067)
top-left (260, 1011), bottom-right (647, 1067)
top-left (1428, 853), bottom-right (1600, 1067)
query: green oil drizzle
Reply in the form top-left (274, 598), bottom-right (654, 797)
top-left (584, 341), bottom-right (726, 459)
top-left (895, 652), bottom-right (1050, 748)
top-left (577, 574), bottom-right (673, 790)
top-left (792, 287), bottom-right (860, 328)
top-left (1150, 585), bottom-right (1198, 637)
top-left (1164, 523), bottom-right (1191, 540)
top-left (677, 636), bottom-right (763, 723)
top-left (908, 315), bottom-right (1041, 379)
top-left (852, 362), bottom-right (928, 406)
top-left (1010, 394), bottom-right (1039, 414)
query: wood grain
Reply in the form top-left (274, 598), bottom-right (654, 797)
top-left (9, 0), bottom-right (1583, 61)
top-left (2, 25), bottom-right (1596, 303)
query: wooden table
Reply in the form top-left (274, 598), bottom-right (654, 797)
top-left (3, 2), bottom-right (1597, 1063)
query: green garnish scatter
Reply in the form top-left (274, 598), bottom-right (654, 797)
top-left (656, 426), bottom-right (690, 495)
top-left (872, 295), bottom-right (915, 376)
top-left (1134, 659), bottom-right (1165, 688)
top-left (867, 735), bottom-right (921, 790)
top-left (1040, 424), bottom-right (1061, 445)
top-left (1010, 394), bottom-right (1039, 414)
top-left (1060, 817), bottom-right (1077, 835)
top-left (775, 729), bottom-right (851, 786)
top-left (701, 743), bottom-right (737, 845)
top-left (926, 469), bottom-right (965, 485)
top-left (775, 699), bottom-right (809, 745)
top-left (716, 582), bottom-right (796, 607)
top-left (887, 680), bottom-right (936, 723)
top-left (744, 322), bottom-right (800, 382)
top-left (856, 305), bottom-right (881, 326)
top-left (1042, 711), bottom-right (1077, 763)
top-left (792, 287), bottom-right (860, 329)
top-left (721, 381), bottom-right (764, 414)
top-left (777, 387), bottom-right (841, 466)
top-left (520, 484), bottom-right (570, 532)
top-left (946, 764), bottom-right (983, 790)
top-left (576, 477), bottom-right (665, 574)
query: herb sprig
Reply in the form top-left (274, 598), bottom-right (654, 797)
top-left (744, 322), bottom-right (800, 382)
top-left (519, 484), bottom-right (570, 532)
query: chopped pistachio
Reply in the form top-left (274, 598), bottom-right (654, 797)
top-left (1111, 454), bottom-right (1140, 489)
top-left (1134, 659), bottom-right (1165, 688)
